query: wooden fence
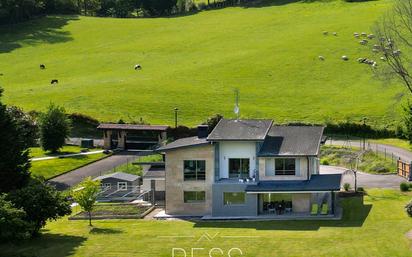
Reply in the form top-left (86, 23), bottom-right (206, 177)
top-left (398, 159), bottom-right (412, 181)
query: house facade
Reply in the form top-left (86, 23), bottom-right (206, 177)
top-left (157, 119), bottom-right (342, 218)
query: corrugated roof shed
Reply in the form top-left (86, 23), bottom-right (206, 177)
top-left (97, 123), bottom-right (168, 131)
top-left (94, 172), bottom-right (140, 182)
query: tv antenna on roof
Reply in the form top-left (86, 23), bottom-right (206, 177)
top-left (234, 88), bottom-right (240, 121)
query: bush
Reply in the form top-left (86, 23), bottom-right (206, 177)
top-left (357, 187), bottom-right (366, 194)
top-left (343, 183), bottom-right (351, 191)
top-left (406, 200), bottom-right (412, 217)
top-left (321, 159), bottom-right (329, 165)
top-left (0, 194), bottom-right (30, 240)
top-left (8, 178), bottom-right (72, 236)
top-left (400, 182), bottom-right (410, 192)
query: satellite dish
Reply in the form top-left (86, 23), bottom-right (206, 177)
top-left (234, 105), bottom-right (239, 114)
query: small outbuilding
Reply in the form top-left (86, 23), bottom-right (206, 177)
top-left (94, 172), bottom-right (141, 199)
top-left (97, 123), bottom-right (168, 150)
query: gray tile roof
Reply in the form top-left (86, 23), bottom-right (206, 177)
top-left (156, 136), bottom-right (210, 151)
top-left (258, 126), bottom-right (324, 157)
top-left (207, 119), bottom-right (273, 141)
top-left (246, 174), bottom-right (342, 192)
top-left (94, 172), bottom-right (140, 182)
top-left (143, 169), bottom-right (165, 179)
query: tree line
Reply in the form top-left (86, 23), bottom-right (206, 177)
top-left (0, 0), bottom-right (202, 24)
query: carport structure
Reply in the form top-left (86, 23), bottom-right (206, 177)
top-left (98, 123), bottom-right (168, 150)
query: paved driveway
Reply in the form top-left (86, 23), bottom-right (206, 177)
top-left (320, 165), bottom-right (405, 189)
top-left (48, 151), bottom-right (147, 191)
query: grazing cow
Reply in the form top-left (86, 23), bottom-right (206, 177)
top-left (51, 79), bottom-right (58, 85)
top-left (134, 64), bottom-right (142, 70)
top-left (40, 64), bottom-right (46, 69)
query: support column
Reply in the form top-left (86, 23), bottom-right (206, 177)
top-left (331, 191), bottom-right (335, 214)
top-left (118, 131), bottom-right (127, 149)
top-left (103, 130), bottom-right (112, 150)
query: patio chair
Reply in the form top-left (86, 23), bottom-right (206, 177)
top-left (310, 204), bottom-right (318, 215)
top-left (321, 203), bottom-right (328, 215)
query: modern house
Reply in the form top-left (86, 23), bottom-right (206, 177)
top-left (157, 119), bottom-right (342, 219)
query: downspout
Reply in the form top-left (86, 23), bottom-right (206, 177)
top-left (307, 156), bottom-right (310, 181)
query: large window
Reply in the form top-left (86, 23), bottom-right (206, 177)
top-left (265, 158), bottom-right (296, 176)
top-left (184, 191), bottom-right (206, 203)
top-left (275, 158), bottom-right (296, 175)
top-left (228, 158), bottom-right (250, 178)
top-left (223, 192), bottom-right (246, 205)
top-left (184, 160), bottom-right (206, 181)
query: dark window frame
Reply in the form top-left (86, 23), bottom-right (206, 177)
top-left (183, 160), bottom-right (206, 181)
top-left (274, 158), bottom-right (296, 176)
top-left (184, 191), bottom-right (206, 203)
top-left (228, 158), bottom-right (250, 178)
top-left (223, 192), bottom-right (246, 205)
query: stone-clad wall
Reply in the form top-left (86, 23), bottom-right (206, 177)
top-left (165, 144), bottom-right (214, 216)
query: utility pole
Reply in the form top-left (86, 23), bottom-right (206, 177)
top-left (174, 108), bottom-right (179, 128)
top-left (362, 117), bottom-right (367, 151)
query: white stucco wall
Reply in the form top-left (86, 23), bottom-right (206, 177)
top-left (142, 178), bottom-right (165, 192)
top-left (219, 141), bottom-right (257, 178)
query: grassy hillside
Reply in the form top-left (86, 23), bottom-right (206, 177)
top-left (0, 0), bottom-right (403, 126)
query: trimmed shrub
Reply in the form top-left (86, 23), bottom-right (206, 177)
top-left (343, 183), bottom-right (351, 191)
top-left (400, 182), bottom-right (410, 192)
top-left (321, 159), bottom-right (329, 165)
top-left (406, 200), bottom-right (412, 217)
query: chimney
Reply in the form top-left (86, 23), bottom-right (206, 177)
top-left (197, 125), bottom-right (209, 139)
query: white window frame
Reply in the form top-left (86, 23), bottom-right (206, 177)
top-left (103, 183), bottom-right (111, 189)
top-left (118, 182), bottom-right (127, 191)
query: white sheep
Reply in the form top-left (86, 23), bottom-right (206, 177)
top-left (342, 56), bottom-right (349, 61)
top-left (367, 34), bottom-right (375, 39)
top-left (333, 32), bottom-right (337, 36)
top-left (361, 32), bottom-right (367, 37)
top-left (134, 64), bottom-right (142, 70)
top-left (323, 31), bottom-right (328, 35)
top-left (318, 56), bottom-right (325, 61)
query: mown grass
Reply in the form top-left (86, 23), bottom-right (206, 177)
top-left (321, 145), bottom-right (397, 174)
top-left (104, 154), bottom-right (163, 176)
top-left (0, 0), bottom-right (404, 126)
top-left (30, 153), bottom-right (107, 179)
top-left (1, 189), bottom-right (412, 256)
top-left (73, 203), bottom-right (149, 218)
top-left (29, 145), bottom-right (97, 158)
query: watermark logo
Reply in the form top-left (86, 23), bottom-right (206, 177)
top-left (158, 232), bottom-right (260, 257)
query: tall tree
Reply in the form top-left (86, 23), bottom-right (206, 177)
top-left (39, 103), bottom-right (71, 153)
top-left (0, 87), bottom-right (31, 193)
top-left (6, 106), bottom-right (38, 148)
top-left (373, 0), bottom-right (412, 94)
top-left (72, 177), bottom-right (100, 226)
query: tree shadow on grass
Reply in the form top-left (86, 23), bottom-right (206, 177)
top-left (192, 199), bottom-right (372, 231)
top-left (0, 233), bottom-right (86, 257)
top-left (89, 227), bottom-right (124, 234)
top-left (0, 15), bottom-right (78, 54)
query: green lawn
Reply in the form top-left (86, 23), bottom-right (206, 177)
top-left (30, 153), bottom-right (107, 179)
top-left (1, 189), bottom-right (412, 256)
top-left (29, 145), bottom-right (93, 158)
top-left (72, 203), bottom-right (150, 218)
top-left (0, 0), bottom-right (404, 127)
top-left (106, 154), bottom-right (163, 176)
